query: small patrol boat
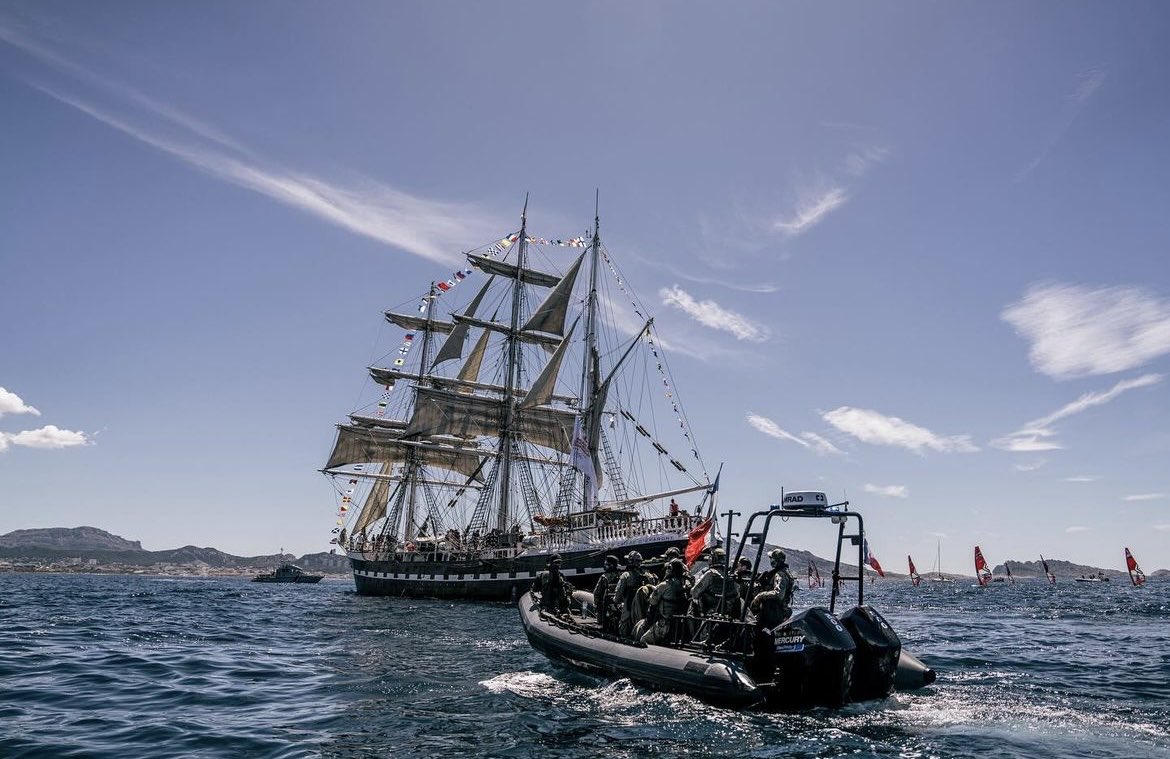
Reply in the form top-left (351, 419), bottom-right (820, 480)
top-left (519, 493), bottom-right (936, 709)
top-left (253, 562), bottom-right (324, 583)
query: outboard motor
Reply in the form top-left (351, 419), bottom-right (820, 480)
top-left (766, 607), bottom-right (856, 708)
top-left (838, 605), bottom-right (901, 701)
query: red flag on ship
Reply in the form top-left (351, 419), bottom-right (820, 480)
top-left (684, 517), bottom-right (714, 567)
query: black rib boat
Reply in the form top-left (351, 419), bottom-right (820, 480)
top-left (519, 494), bottom-right (936, 709)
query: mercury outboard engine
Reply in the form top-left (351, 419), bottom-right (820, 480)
top-left (766, 607), bottom-right (856, 708)
top-left (839, 605), bottom-right (901, 701)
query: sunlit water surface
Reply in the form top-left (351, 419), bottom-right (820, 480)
top-left (1, 573), bottom-right (1167, 758)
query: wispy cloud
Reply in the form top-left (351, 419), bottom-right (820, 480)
top-left (864, 483), bottom-right (908, 498)
top-left (1154, 524), bottom-right (1170, 532)
top-left (3, 25), bottom-right (506, 266)
top-left (843, 146), bottom-right (890, 177)
top-left (1123, 493), bottom-right (1167, 502)
top-left (1065, 525), bottom-right (1089, 533)
top-left (772, 186), bottom-right (848, 238)
top-left (0, 387), bottom-right (40, 418)
top-left (1002, 283), bottom-right (1170, 380)
top-left (1065, 475), bottom-right (1100, 483)
top-left (993, 374), bottom-right (1162, 452)
top-left (1016, 68), bottom-right (1106, 181)
top-left (822, 407), bottom-right (978, 454)
top-left (746, 413), bottom-right (842, 455)
top-left (660, 286), bottom-right (770, 342)
top-left (0, 425), bottom-right (91, 451)
top-left (1014, 459), bottom-right (1047, 472)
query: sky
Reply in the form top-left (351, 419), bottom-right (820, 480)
top-left (2, 2), bottom-right (1169, 573)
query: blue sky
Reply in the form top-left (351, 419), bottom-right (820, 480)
top-left (2, 2), bottom-right (1169, 573)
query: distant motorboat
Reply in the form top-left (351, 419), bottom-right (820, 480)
top-left (1073, 572), bottom-right (1110, 584)
top-left (254, 563), bottom-right (324, 583)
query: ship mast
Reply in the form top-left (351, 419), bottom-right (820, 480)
top-left (402, 282), bottom-right (439, 543)
top-left (580, 193), bottom-right (603, 506)
top-left (496, 198), bottom-right (529, 531)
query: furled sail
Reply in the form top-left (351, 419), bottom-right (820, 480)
top-left (467, 254), bottom-right (561, 288)
top-left (432, 277), bottom-right (495, 368)
top-left (452, 313), bottom-right (561, 350)
top-left (521, 252), bottom-right (584, 336)
top-left (325, 424), bottom-right (485, 479)
top-left (384, 312), bottom-right (455, 333)
top-left (406, 386), bottom-right (575, 452)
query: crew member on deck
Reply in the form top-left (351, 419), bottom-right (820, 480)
top-left (638, 559), bottom-right (689, 645)
top-left (533, 554), bottom-right (569, 615)
top-left (614, 550), bottom-right (654, 638)
top-left (592, 555), bottom-right (622, 631)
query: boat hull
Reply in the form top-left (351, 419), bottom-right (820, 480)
top-left (253, 575), bottom-right (323, 584)
top-left (349, 535), bottom-right (687, 600)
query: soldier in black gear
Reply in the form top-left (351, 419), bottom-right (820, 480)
top-left (614, 550), bottom-right (653, 638)
top-left (639, 559), bottom-right (689, 645)
top-left (691, 547), bottom-right (738, 616)
top-left (533, 554), bottom-right (569, 615)
top-left (754, 549), bottom-right (796, 621)
top-left (592, 554), bottom-right (622, 631)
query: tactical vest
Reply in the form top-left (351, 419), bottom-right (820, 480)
top-left (659, 578), bottom-right (685, 618)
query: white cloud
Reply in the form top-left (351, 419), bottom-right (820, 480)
top-left (1014, 459), bottom-right (1047, 472)
top-left (1, 425), bottom-right (91, 450)
top-left (863, 484), bottom-right (908, 498)
top-left (1002, 283), bottom-right (1170, 379)
top-left (745, 414), bottom-right (841, 455)
top-left (1123, 493), bottom-right (1167, 502)
top-left (772, 186), bottom-right (848, 238)
top-left (822, 407), bottom-right (978, 453)
top-left (1065, 526), bottom-right (1088, 533)
top-left (746, 414), bottom-right (808, 447)
top-left (993, 374), bottom-right (1162, 452)
top-left (0, 387), bottom-right (40, 418)
top-left (1065, 475), bottom-right (1100, 482)
top-left (660, 286), bottom-right (770, 342)
top-left (800, 431), bottom-right (842, 456)
top-left (27, 82), bottom-right (503, 266)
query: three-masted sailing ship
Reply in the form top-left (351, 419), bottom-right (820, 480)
top-left (322, 200), bottom-right (716, 599)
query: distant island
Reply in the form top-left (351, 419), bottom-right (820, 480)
top-left (1, 527), bottom-right (1160, 581)
top-left (0, 526), bottom-right (348, 577)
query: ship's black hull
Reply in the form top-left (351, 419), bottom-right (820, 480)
top-left (349, 536), bottom-right (688, 600)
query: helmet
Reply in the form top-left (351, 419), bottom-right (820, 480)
top-left (548, 553), bottom-right (563, 566)
top-left (668, 558), bottom-right (685, 577)
top-left (625, 550), bottom-right (642, 565)
top-left (737, 557), bottom-right (752, 569)
top-left (770, 549), bottom-right (787, 566)
top-left (663, 547), bottom-right (682, 559)
top-left (604, 554), bottom-right (619, 568)
top-left (711, 548), bottom-right (726, 561)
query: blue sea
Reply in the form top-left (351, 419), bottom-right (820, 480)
top-left (1, 572), bottom-right (1167, 759)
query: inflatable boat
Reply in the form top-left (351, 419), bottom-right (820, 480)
top-left (519, 495), bottom-right (936, 709)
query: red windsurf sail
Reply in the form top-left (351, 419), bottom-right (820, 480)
top-left (1041, 554), bottom-right (1056, 584)
top-left (807, 560), bottom-right (823, 589)
top-left (908, 555), bottom-right (921, 587)
top-left (974, 546), bottom-right (991, 587)
top-left (1125, 547), bottom-right (1147, 587)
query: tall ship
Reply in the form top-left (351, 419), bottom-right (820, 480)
top-left (322, 199), bottom-right (716, 599)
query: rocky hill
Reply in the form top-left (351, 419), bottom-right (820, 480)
top-left (994, 559), bottom-right (1129, 580)
top-left (0, 526), bottom-right (347, 574)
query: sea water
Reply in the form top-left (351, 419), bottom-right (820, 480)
top-left (1, 572), bottom-right (1167, 758)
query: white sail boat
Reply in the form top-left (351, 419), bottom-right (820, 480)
top-left (928, 540), bottom-right (953, 583)
top-left (322, 199), bottom-right (716, 599)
